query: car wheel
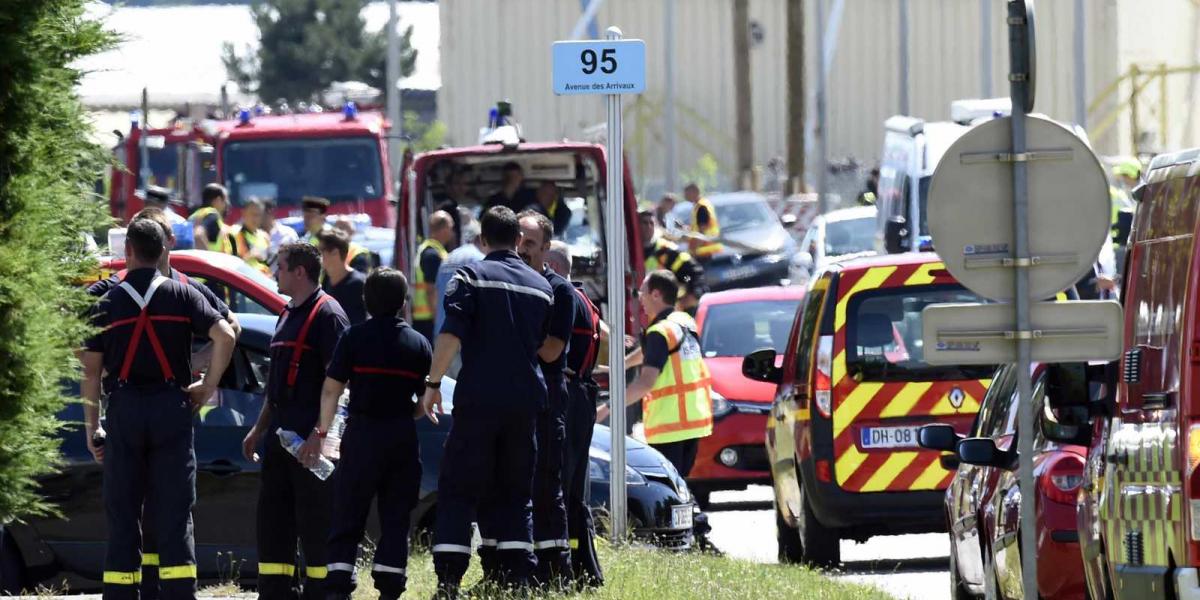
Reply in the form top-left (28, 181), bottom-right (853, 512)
top-left (776, 503), bottom-right (804, 564)
top-left (796, 479), bottom-right (839, 568)
top-left (948, 545), bottom-right (977, 600)
top-left (0, 528), bottom-right (25, 595)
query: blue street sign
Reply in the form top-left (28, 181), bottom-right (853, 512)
top-left (552, 39), bottom-right (646, 96)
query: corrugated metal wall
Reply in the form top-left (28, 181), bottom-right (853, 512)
top-left (439, 0), bottom-right (1194, 193)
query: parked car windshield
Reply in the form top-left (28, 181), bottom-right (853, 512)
top-left (700, 300), bottom-right (800, 358)
top-left (847, 284), bottom-right (995, 381)
top-left (825, 216), bottom-right (876, 256)
top-left (714, 199), bottom-right (778, 233)
top-left (222, 137), bottom-right (383, 207)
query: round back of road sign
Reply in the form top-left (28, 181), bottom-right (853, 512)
top-left (927, 115), bottom-right (1109, 302)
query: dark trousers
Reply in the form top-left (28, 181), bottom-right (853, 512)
top-left (256, 436), bottom-right (333, 600)
top-left (530, 376), bottom-right (570, 585)
top-left (413, 320), bottom-right (435, 343)
top-left (326, 418), bottom-right (421, 599)
top-left (433, 402), bottom-right (537, 589)
top-left (651, 438), bottom-right (700, 478)
top-left (563, 379), bottom-right (603, 587)
top-left (103, 386), bottom-right (197, 600)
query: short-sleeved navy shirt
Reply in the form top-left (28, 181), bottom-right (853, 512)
top-left (539, 267), bottom-right (577, 380)
top-left (327, 316), bottom-right (432, 421)
top-left (322, 269), bottom-right (367, 325)
top-left (268, 289), bottom-right (350, 434)
top-left (565, 282), bottom-right (601, 378)
top-left (641, 309), bottom-right (675, 372)
top-left (441, 250), bottom-right (553, 410)
top-left (88, 267), bottom-right (230, 319)
top-left (85, 268), bottom-right (224, 392)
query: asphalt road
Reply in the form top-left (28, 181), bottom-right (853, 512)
top-left (704, 486), bottom-right (951, 600)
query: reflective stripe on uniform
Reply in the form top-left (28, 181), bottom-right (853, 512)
top-left (479, 538), bottom-right (498, 547)
top-left (104, 571), bottom-right (142, 585)
top-left (533, 540), bottom-right (570, 550)
top-left (326, 562), bottom-right (355, 572)
top-left (372, 563), bottom-right (406, 575)
top-left (432, 544), bottom-right (472, 554)
top-left (451, 273), bottom-right (553, 304)
top-left (568, 539), bottom-right (580, 549)
top-left (496, 541), bottom-right (535, 551)
top-left (643, 312), bottom-right (714, 444)
top-left (258, 562), bottom-right (296, 576)
top-left (305, 566), bottom-right (327, 579)
top-left (159, 564), bottom-right (197, 580)
top-left (142, 553), bottom-right (160, 566)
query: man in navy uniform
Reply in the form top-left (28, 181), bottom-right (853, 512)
top-left (241, 242), bottom-right (350, 600)
top-left (317, 228), bottom-right (368, 325)
top-left (545, 241), bottom-right (606, 589)
top-left (513, 211), bottom-right (576, 588)
top-left (420, 206), bottom-right (552, 598)
top-left (317, 268), bottom-right (432, 600)
top-left (82, 219), bottom-right (237, 600)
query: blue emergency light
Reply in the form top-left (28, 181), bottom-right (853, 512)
top-left (129, 110), bottom-right (141, 128)
top-left (238, 109), bottom-right (252, 125)
top-left (343, 102), bottom-right (358, 121)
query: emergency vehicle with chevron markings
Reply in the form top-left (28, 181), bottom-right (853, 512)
top-left (742, 252), bottom-right (993, 567)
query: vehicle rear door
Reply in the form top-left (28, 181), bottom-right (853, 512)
top-left (830, 262), bottom-right (993, 494)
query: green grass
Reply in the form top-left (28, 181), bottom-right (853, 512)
top-left (340, 542), bottom-right (893, 600)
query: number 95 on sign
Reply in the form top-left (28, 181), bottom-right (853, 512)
top-left (552, 39), bottom-right (646, 96)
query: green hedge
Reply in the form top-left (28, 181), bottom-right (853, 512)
top-left (0, 0), bottom-right (112, 522)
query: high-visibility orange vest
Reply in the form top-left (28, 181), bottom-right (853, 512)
top-left (642, 311), bottom-right (714, 444)
top-left (689, 198), bottom-right (723, 259)
top-left (412, 239), bottom-right (447, 321)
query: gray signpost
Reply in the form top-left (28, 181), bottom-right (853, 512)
top-left (553, 27), bottom-right (646, 543)
top-left (922, 3), bottom-right (1122, 599)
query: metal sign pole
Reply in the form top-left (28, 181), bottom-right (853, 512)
top-left (604, 25), bottom-right (629, 545)
top-left (1008, 2), bottom-right (1039, 598)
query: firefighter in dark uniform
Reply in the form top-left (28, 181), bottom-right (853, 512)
top-left (512, 211), bottom-right (576, 587)
top-left (420, 206), bottom-right (553, 598)
top-left (82, 220), bottom-right (237, 600)
top-left (241, 243), bottom-right (350, 600)
top-left (88, 208), bottom-right (242, 600)
top-left (544, 241), bottom-right (606, 589)
top-left (317, 268), bottom-right (432, 600)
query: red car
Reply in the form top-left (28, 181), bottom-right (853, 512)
top-left (920, 363), bottom-right (1089, 599)
top-left (95, 249), bottom-right (287, 316)
top-left (691, 286), bottom-right (805, 504)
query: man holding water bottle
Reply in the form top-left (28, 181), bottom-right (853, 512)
top-left (241, 242), bottom-right (349, 600)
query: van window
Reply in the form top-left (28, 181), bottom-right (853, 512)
top-left (971, 364), bottom-right (1015, 436)
top-left (793, 287), bottom-right (828, 398)
top-left (846, 284), bottom-right (995, 382)
top-left (1126, 177), bottom-right (1198, 401)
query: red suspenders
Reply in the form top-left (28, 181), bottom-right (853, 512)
top-left (571, 287), bottom-right (602, 377)
top-left (107, 274), bottom-right (190, 383)
top-left (271, 294), bottom-right (333, 387)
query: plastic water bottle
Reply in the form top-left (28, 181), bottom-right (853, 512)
top-left (323, 391), bottom-right (351, 459)
top-left (276, 428), bottom-right (335, 481)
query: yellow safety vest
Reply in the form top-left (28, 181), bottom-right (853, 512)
top-left (643, 312), bottom-right (714, 444)
top-left (690, 198), bottom-right (723, 259)
top-left (645, 238), bottom-right (692, 275)
top-left (346, 243), bottom-right (370, 270)
top-left (229, 225), bottom-right (271, 275)
top-left (189, 206), bottom-right (233, 254)
top-left (412, 239), bottom-right (448, 322)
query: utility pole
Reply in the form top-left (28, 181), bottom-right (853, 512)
top-left (733, 0), bottom-right (754, 188)
top-left (386, 0), bottom-right (403, 188)
top-left (664, 0), bottom-right (678, 193)
top-left (981, 0), bottom-right (993, 98)
top-left (787, 0), bottom-right (806, 193)
top-left (898, 0), bottom-right (910, 116)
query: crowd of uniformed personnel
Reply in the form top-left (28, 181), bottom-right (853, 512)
top-left (83, 165), bottom-right (723, 600)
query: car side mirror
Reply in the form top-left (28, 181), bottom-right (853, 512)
top-left (939, 454), bottom-right (961, 471)
top-left (742, 348), bottom-right (782, 384)
top-left (956, 437), bottom-right (1016, 469)
top-left (1040, 410), bottom-right (1091, 446)
top-left (1045, 363), bottom-right (1090, 409)
top-left (884, 216), bottom-right (909, 254)
top-left (918, 423), bottom-right (961, 452)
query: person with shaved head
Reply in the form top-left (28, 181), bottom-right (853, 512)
top-left (413, 210), bottom-right (455, 341)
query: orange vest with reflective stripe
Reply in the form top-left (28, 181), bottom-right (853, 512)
top-left (642, 311), bottom-right (714, 444)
